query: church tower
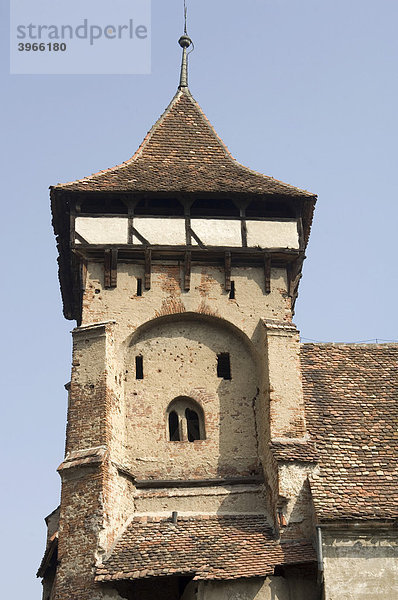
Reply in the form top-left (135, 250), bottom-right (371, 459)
top-left (39, 31), bottom-right (321, 600)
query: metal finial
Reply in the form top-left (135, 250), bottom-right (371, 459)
top-left (184, 0), bottom-right (188, 35)
top-left (178, 1), bottom-right (193, 89)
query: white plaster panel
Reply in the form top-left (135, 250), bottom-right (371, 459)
top-left (323, 533), bottom-right (398, 600)
top-left (246, 220), bottom-right (299, 249)
top-left (191, 219), bottom-right (242, 247)
top-left (75, 217), bottom-right (128, 245)
top-left (133, 218), bottom-right (186, 245)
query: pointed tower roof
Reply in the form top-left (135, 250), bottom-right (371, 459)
top-left (53, 87), bottom-right (314, 198)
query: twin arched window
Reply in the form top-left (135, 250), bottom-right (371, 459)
top-left (167, 397), bottom-right (205, 442)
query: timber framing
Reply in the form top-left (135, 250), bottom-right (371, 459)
top-left (184, 250), bottom-right (191, 291)
top-left (264, 253), bottom-right (272, 295)
top-left (144, 248), bottom-right (152, 290)
top-left (224, 251), bottom-right (232, 293)
top-left (104, 249), bottom-right (118, 289)
top-left (51, 188), bottom-right (316, 322)
top-left (115, 465), bottom-right (264, 488)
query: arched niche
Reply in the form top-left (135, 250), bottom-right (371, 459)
top-left (123, 312), bottom-right (261, 480)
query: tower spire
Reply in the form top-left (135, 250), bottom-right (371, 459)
top-left (178, 0), bottom-right (193, 89)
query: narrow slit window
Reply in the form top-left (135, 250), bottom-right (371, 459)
top-left (186, 408), bottom-right (200, 442)
top-left (136, 278), bottom-right (143, 297)
top-left (217, 353), bottom-right (231, 380)
top-left (169, 411), bottom-right (180, 441)
top-left (135, 355), bottom-right (143, 380)
top-left (229, 281), bottom-right (235, 300)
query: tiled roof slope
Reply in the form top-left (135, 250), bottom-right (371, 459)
top-left (95, 515), bottom-right (316, 582)
top-left (301, 343), bottom-right (398, 521)
top-left (270, 441), bottom-right (319, 463)
top-left (53, 89), bottom-right (315, 197)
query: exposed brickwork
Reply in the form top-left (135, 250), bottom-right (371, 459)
top-left (156, 266), bottom-right (182, 295)
top-left (302, 343), bottom-right (398, 521)
top-left (154, 297), bottom-right (186, 317)
top-left (65, 324), bottom-right (112, 454)
top-left (263, 320), bottom-right (308, 441)
top-left (55, 466), bottom-right (107, 600)
top-left (95, 515), bottom-right (316, 582)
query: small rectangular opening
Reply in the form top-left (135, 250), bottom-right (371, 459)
top-left (217, 353), bottom-right (231, 380)
top-left (136, 278), bottom-right (143, 297)
top-left (135, 355), bottom-right (143, 380)
top-left (229, 281), bottom-right (235, 300)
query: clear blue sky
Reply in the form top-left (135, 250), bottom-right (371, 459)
top-left (1, 1), bottom-right (398, 597)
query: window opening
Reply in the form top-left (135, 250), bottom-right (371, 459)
top-left (136, 278), bottom-right (143, 296)
top-left (190, 198), bottom-right (240, 217)
top-left (245, 199), bottom-right (295, 218)
top-left (134, 197), bottom-right (184, 216)
top-left (166, 397), bottom-right (205, 442)
top-left (217, 353), bottom-right (231, 380)
top-left (186, 408), bottom-right (200, 442)
top-left (229, 281), bottom-right (235, 300)
top-left (80, 197), bottom-right (128, 214)
top-left (135, 355), bottom-right (143, 380)
top-left (169, 411), bottom-right (180, 441)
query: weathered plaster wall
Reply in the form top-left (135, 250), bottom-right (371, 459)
top-left (125, 317), bottom-right (260, 480)
top-left (196, 575), bottom-right (319, 600)
top-left (52, 260), bottom-right (318, 600)
top-left (262, 321), bottom-right (306, 440)
top-left (322, 530), bottom-right (398, 600)
top-left (133, 484), bottom-right (267, 515)
top-left (278, 464), bottom-right (315, 539)
top-left (81, 263), bottom-right (292, 341)
top-left (64, 261), bottom-right (312, 536)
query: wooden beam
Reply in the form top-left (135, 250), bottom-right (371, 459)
top-left (104, 249), bottom-right (118, 289)
top-left (133, 476), bottom-right (264, 489)
top-left (110, 249), bottom-right (118, 288)
top-left (264, 254), bottom-right (271, 295)
top-left (70, 211), bottom-right (76, 246)
top-left (183, 200), bottom-right (192, 246)
top-left (184, 250), bottom-right (191, 291)
top-left (189, 227), bottom-right (205, 248)
top-left (225, 251), bottom-right (231, 292)
top-left (104, 249), bottom-right (111, 288)
top-left (80, 260), bottom-right (87, 292)
top-left (144, 248), bottom-right (152, 290)
top-left (240, 207), bottom-right (247, 247)
top-left (287, 263), bottom-right (293, 298)
top-left (128, 202), bottom-right (134, 245)
top-left (297, 217), bottom-right (305, 251)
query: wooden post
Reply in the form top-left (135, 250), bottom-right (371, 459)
top-left (225, 251), bottom-right (231, 293)
top-left (184, 251), bottom-right (191, 291)
top-left (104, 249), bottom-right (118, 289)
top-left (144, 248), bottom-right (152, 290)
top-left (264, 253), bottom-right (271, 295)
